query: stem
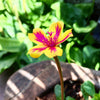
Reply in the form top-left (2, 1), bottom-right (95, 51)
top-left (54, 56), bottom-right (64, 100)
top-left (13, 6), bottom-right (27, 35)
top-left (23, 0), bottom-right (27, 15)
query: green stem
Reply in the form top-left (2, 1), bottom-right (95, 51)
top-left (13, 5), bottom-right (27, 35)
top-left (54, 56), bottom-right (64, 100)
top-left (23, 0), bottom-right (27, 15)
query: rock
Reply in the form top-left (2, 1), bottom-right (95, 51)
top-left (0, 67), bottom-right (15, 100)
top-left (4, 60), bottom-right (100, 100)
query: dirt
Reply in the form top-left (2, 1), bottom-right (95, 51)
top-left (36, 80), bottom-right (84, 100)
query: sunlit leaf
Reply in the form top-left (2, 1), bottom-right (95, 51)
top-left (73, 20), bottom-right (97, 33)
top-left (65, 41), bottom-right (75, 62)
top-left (0, 37), bottom-right (21, 52)
top-left (0, 0), bottom-right (5, 10)
top-left (16, 33), bottom-right (33, 50)
top-left (91, 92), bottom-right (100, 100)
top-left (0, 12), bottom-right (20, 38)
top-left (34, 20), bottom-right (41, 28)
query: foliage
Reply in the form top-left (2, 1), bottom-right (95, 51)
top-left (55, 81), bottom-right (100, 100)
top-left (54, 84), bottom-right (64, 100)
top-left (81, 81), bottom-right (95, 100)
top-left (91, 92), bottom-right (100, 100)
top-left (0, 0), bottom-right (100, 73)
top-left (81, 81), bottom-right (100, 100)
top-left (66, 96), bottom-right (75, 100)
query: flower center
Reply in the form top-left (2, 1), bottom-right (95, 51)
top-left (47, 32), bottom-right (53, 36)
top-left (46, 31), bottom-right (56, 47)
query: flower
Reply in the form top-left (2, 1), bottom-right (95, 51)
top-left (28, 21), bottom-right (73, 58)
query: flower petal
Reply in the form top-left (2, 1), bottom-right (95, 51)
top-left (28, 28), bottom-right (49, 45)
top-left (49, 21), bottom-right (64, 41)
top-left (44, 47), bottom-right (63, 58)
top-left (28, 45), bottom-right (47, 58)
top-left (57, 29), bottom-right (73, 44)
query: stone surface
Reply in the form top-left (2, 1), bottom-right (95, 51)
top-left (0, 67), bottom-right (15, 100)
top-left (4, 60), bottom-right (100, 100)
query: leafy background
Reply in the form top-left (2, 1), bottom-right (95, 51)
top-left (0, 0), bottom-right (100, 74)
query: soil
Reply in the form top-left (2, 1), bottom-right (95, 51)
top-left (36, 80), bottom-right (84, 100)
top-left (36, 80), bottom-right (99, 100)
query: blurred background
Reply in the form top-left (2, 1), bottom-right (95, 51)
top-left (0, 0), bottom-right (100, 74)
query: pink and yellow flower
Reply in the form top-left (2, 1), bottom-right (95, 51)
top-left (28, 21), bottom-right (73, 58)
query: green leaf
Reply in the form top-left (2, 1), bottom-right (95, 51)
top-left (37, 54), bottom-right (51, 62)
top-left (73, 20), bottom-right (97, 33)
top-left (51, 2), bottom-right (60, 19)
top-left (0, 37), bottom-right (21, 52)
top-left (0, 14), bottom-right (7, 27)
top-left (51, 2), bottom-right (83, 26)
top-left (33, 2), bottom-right (44, 15)
top-left (54, 84), bottom-right (65, 100)
top-left (26, 54), bottom-right (52, 64)
top-left (26, 0), bottom-right (36, 10)
top-left (91, 92), bottom-right (100, 100)
top-left (51, 2), bottom-right (95, 29)
top-left (0, 9), bottom-right (6, 14)
top-left (5, 0), bottom-right (43, 15)
top-left (75, 3), bottom-right (94, 18)
top-left (66, 96), bottom-right (75, 100)
top-left (58, 51), bottom-right (66, 62)
top-left (0, 54), bottom-right (17, 74)
top-left (5, 0), bottom-right (26, 14)
top-left (0, 12), bottom-right (21, 38)
top-left (34, 20), bottom-right (41, 28)
top-left (16, 33), bottom-right (33, 50)
top-left (0, 51), bottom-right (7, 58)
top-left (84, 33), bottom-right (95, 45)
top-left (0, 0), bottom-right (5, 10)
top-left (81, 87), bottom-right (89, 100)
top-left (81, 81), bottom-right (95, 100)
top-left (65, 41), bottom-right (75, 63)
top-left (83, 45), bottom-right (99, 59)
top-left (39, 13), bottom-right (50, 21)
top-left (70, 47), bottom-right (83, 66)
top-left (83, 45), bottom-right (100, 69)
top-left (95, 63), bottom-right (100, 71)
top-left (39, 0), bottom-right (58, 5)
top-left (42, 21), bottom-right (51, 27)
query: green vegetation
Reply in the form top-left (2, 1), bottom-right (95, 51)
top-left (0, 0), bottom-right (100, 73)
top-left (55, 81), bottom-right (100, 100)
